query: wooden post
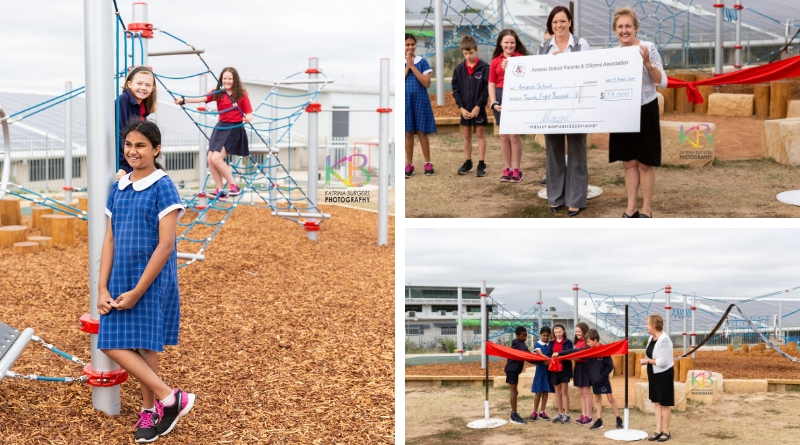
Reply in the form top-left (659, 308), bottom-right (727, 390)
top-left (27, 236), bottom-right (53, 249)
top-left (789, 342), bottom-right (796, 351)
top-left (612, 355), bottom-right (623, 377)
top-left (0, 225), bottom-right (28, 247)
top-left (754, 84), bottom-right (770, 118)
top-left (742, 344), bottom-right (750, 353)
top-left (32, 205), bottom-right (54, 229)
top-left (658, 87), bottom-right (675, 113)
top-left (78, 196), bottom-right (88, 211)
top-left (726, 345), bottom-right (733, 352)
top-left (48, 215), bottom-right (76, 246)
top-left (695, 86), bottom-right (714, 114)
top-left (634, 352), bottom-right (644, 377)
top-left (13, 241), bottom-right (40, 253)
top-left (628, 351), bottom-right (637, 377)
top-left (0, 196), bottom-right (23, 226)
top-left (40, 214), bottom-right (57, 237)
top-left (673, 73), bottom-right (697, 113)
top-left (77, 196), bottom-right (89, 237)
top-left (679, 357), bottom-right (693, 382)
top-left (770, 80), bottom-right (791, 119)
top-left (673, 359), bottom-right (681, 381)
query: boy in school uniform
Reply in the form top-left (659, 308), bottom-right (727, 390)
top-left (451, 35), bottom-right (490, 177)
top-left (505, 326), bottom-right (532, 424)
top-left (585, 329), bottom-right (623, 430)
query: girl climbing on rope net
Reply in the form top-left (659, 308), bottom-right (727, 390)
top-left (176, 66), bottom-right (253, 200)
top-left (98, 120), bottom-right (195, 443)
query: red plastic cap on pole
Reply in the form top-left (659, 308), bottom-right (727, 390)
top-left (305, 68), bottom-right (321, 74)
top-left (82, 364), bottom-right (129, 387)
top-left (665, 285), bottom-right (672, 294)
top-left (573, 284), bottom-right (579, 291)
top-left (79, 314), bottom-right (99, 334)
top-left (127, 23), bottom-right (154, 38)
top-left (305, 103), bottom-right (321, 113)
top-left (304, 221), bottom-right (320, 231)
top-left (376, 108), bottom-right (393, 113)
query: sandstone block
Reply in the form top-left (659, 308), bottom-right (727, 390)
top-left (707, 93), bottom-right (754, 116)
top-left (761, 117), bottom-right (800, 166)
top-left (634, 382), bottom-right (686, 412)
top-left (661, 121), bottom-right (715, 167)
top-left (685, 370), bottom-right (723, 404)
top-left (723, 379), bottom-right (767, 393)
top-left (787, 100), bottom-right (800, 118)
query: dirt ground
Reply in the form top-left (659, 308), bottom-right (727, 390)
top-left (406, 81), bottom-right (800, 218)
top-left (0, 204), bottom-right (394, 444)
top-left (406, 349), bottom-right (800, 379)
top-left (405, 383), bottom-right (800, 445)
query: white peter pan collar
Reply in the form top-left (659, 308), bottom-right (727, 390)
top-left (118, 169), bottom-right (167, 191)
top-left (413, 56), bottom-right (422, 65)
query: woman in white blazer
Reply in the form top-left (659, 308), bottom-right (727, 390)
top-left (639, 314), bottom-right (674, 442)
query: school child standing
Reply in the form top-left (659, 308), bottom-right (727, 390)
top-left (529, 325), bottom-right (555, 421)
top-left (504, 326), bottom-right (532, 424)
top-left (97, 120), bottom-right (195, 443)
top-left (451, 35), bottom-right (490, 177)
top-left (548, 323), bottom-right (573, 424)
top-left (584, 329), bottom-right (623, 430)
top-left (115, 66), bottom-right (157, 180)
top-left (565, 322), bottom-right (594, 426)
top-left (488, 29), bottom-right (529, 183)
top-left (177, 67), bottom-right (253, 199)
top-left (405, 33), bottom-right (436, 178)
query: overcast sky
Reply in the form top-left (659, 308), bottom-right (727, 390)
top-left (405, 229), bottom-right (800, 312)
top-left (0, 0), bottom-right (394, 94)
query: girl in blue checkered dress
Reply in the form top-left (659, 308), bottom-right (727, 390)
top-left (97, 120), bottom-right (196, 443)
top-left (405, 33), bottom-right (437, 178)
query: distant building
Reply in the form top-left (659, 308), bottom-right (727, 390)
top-left (404, 285), bottom-right (495, 337)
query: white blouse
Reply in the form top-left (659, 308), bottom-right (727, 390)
top-left (632, 41), bottom-right (668, 106)
top-left (646, 334), bottom-right (675, 374)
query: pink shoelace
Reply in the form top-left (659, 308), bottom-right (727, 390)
top-left (133, 411), bottom-right (156, 431)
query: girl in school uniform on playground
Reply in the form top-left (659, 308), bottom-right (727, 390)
top-left (97, 120), bottom-right (195, 443)
top-left (115, 66), bottom-right (157, 180)
top-left (548, 323), bottom-right (573, 424)
top-left (405, 33), bottom-right (437, 178)
top-left (553, 322), bottom-right (594, 426)
top-left (177, 67), bottom-right (253, 199)
top-left (530, 325), bottom-right (555, 421)
top-left (488, 29), bottom-right (529, 183)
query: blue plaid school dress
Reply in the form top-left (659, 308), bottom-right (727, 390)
top-left (405, 57), bottom-right (436, 134)
top-left (98, 170), bottom-right (185, 352)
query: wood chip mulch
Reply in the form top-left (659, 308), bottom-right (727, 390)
top-left (406, 350), bottom-right (800, 380)
top-left (0, 204), bottom-right (394, 444)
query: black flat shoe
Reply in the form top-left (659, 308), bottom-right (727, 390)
top-left (622, 211), bottom-right (640, 218)
top-left (657, 432), bottom-right (671, 442)
top-left (550, 205), bottom-right (564, 213)
top-left (568, 208), bottom-right (581, 217)
top-left (648, 432), bottom-right (663, 441)
top-left (639, 212), bottom-right (653, 218)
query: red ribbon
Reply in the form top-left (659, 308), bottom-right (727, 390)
top-left (485, 339), bottom-right (629, 372)
top-left (667, 54), bottom-right (800, 104)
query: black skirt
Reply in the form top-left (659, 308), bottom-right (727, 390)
top-left (572, 361), bottom-right (591, 388)
top-left (608, 98), bottom-right (661, 166)
top-left (208, 121), bottom-right (249, 157)
top-left (491, 87), bottom-right (503, 126)
top-left (647, 365), bottom-right (675, 406)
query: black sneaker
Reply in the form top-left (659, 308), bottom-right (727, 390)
top-left (476, 161), bottom-right (487, 177)
top-left (457, 159), bottom-right (473, 175)
top-left (590, 418), bottom-right (604, 431)
top-left (509, 412), bottom-right (527, 424)
top-left (156, 389), bottom-right (196, 436)
top-left (134, 410), bottom-right (159, 443)
top-left (616, 416), bottom-right (624, 429)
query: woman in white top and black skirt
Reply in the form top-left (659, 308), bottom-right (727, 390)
top-left (639, 314), bottom-right (674, 442)
top-left (608, 7), bottom-right (668, 218)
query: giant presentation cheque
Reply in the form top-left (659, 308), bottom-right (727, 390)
top-left (499, 46), bottom-right (643, 135)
